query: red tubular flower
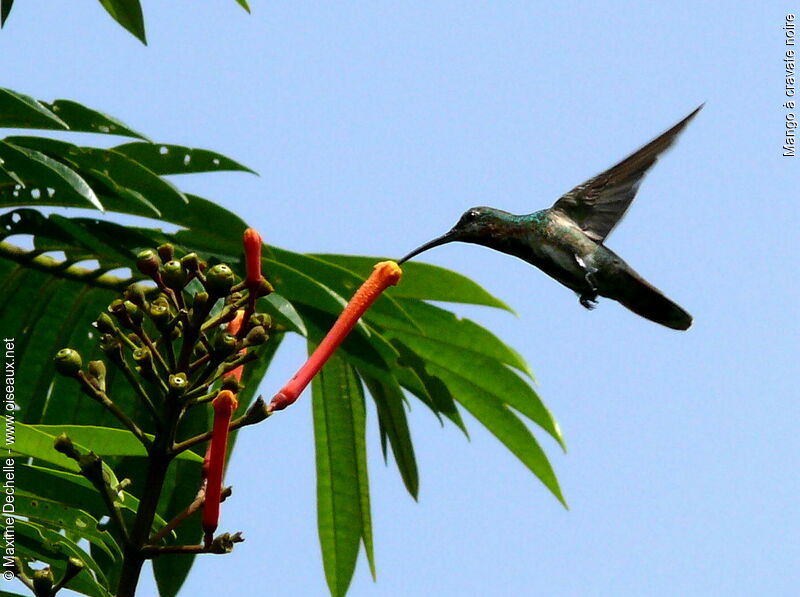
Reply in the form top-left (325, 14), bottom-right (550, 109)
top-left (243, 228), bottom-right (263, 289)
top-left (269, 260), bottom-right (402, 412)
top-left (202, 389), bottom-right (239, 546)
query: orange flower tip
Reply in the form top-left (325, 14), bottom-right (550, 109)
top-left (243, 228), bottom-right (263, 248)
top-left (243, 228), bottom-right (264, 284)
top-left (212, 389), bottom-right (239, 414)
top-left (374, 260), bottom-right (402, 286)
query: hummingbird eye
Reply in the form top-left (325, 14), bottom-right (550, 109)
top-left (462, 209), bottom-right (479, 223)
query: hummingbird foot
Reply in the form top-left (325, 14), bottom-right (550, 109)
top-left (575, 255), bottom-right (599, 292)
top-left (579, 294), bottom-right (598, 310)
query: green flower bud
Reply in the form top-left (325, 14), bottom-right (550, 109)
top-left (99, 334), bottom-right (121, 356)
top-left (181, 252), bottom-right (201, 274)
top-left (248, 312), bottom-right (272, 329)
top-left (32, 567), bottom-right (54, 595)
top-left (148, 302), bottom-right (171, 328)
top-left (157, 243), bottom-right (175, 262)
top-left (169, 373), bottom-right (189, 395)
top-left (124, 283), bottom-right (148, 307)
top-left (225, 291), bottom-right (244, 306)
top-left (54, 348), bottom-right (82, 377)
top-left (94, 312), bottom-right (117, 334)
top-left (132, 347), bottom-right (151, 365)
top-left (205, 264), bottom-right (235, 297)
top-left (252, 276), bottom-right (274, 297)
top-left (136, 249), bottom-right (161, 278)
top-left (213, 332), bottom-right (239, 358)
top-left (108, 299), bottom-right (133, 329)
top-left (53, 433), bottom-right (80, 460)
top-left (161, 260), bottom-right (187, 290)
top-left (221, 376), bottom-right (242, 393)
top-left (87, 360), bottom-right (107, 392)
top-left (243, 325), bottom-right (268, 347)
top-left (124, 300), bottom-right (143, 326)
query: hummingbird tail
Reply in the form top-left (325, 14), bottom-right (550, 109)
top-left (613, 271), bottom-right (693, 330)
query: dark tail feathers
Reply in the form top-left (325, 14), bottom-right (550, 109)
top-left (612, 270), bottom-right (692, 331)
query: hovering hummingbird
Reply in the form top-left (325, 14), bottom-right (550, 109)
top-left (399, 105), bottom-right (703, 330)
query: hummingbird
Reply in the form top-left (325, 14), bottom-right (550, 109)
top-left (399, 105), bottom-right (702, 330)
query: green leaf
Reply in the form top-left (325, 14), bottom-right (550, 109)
top-left (272, 249), bottom-right (418, 329)
top-left (313, 351), bottom-right (375, 597)
top-left (26, 425), bottom-right (204, 462)
top-left (389, 333), bottom-right (564, 451)
top-left (15, 519), bottom-right (111, 596)
top-left (390, 339), bottom-right (467, 433)
top-left (0, 140), bottom-right (103, 211)
top-left (43, 100), bottom-right (149, 139)
top-left (16, 463), bottom-right (170, 532)
top-left (400, 338), bottom-right (566, 504)
top-left (112, 142), bottom-right (255, 175)
top-left (14, 490), bottom-right (122, 560)
top-left (375, 298), bottom-right (533, 378)
top-left (361, 372), bottom-right (419, 499)
top-left (98, 0), bottom-right (147, 45)
top-left (260, 293), bottom-right (307, 335)
top-left (6, 136), bottom-right (187, 208)
top-left (235, 0), bottom-right (251, 13)
top-left (1, 0), bottom-right (14, 27)
top-left (0, 88), bottom-right (69, 130)
top-left (313, 254), bottom-right (514, 312)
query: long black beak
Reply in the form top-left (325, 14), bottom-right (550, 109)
top-left (398, 230), bottom-right (460, 264)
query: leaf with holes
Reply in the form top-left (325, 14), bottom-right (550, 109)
top-left (15, 491), bottom-right (122, 560)
top-left (113, 142), bottom-right (255, 175)
top-left (0, 140), bottom-right (103, 210)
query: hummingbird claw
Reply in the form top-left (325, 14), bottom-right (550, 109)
top-left (575, 255), bottom-right (599, 291)
top-left (579, 294), bottom-right (598, 310)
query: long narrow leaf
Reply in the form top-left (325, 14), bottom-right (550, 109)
top-left (0, 88), bottom-right (68, 130)
top-left (313, 351), bottom-right (375, 597)
top-left (98, 0), bottom-right (146, 44)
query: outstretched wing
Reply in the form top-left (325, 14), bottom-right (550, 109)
top-left (552, 104), bottom-right (703, 243)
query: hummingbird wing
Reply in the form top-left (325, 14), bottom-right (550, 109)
top-left (552, 104), bottom-right (703, 243)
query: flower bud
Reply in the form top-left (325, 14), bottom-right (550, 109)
top-left (87, 360), bottom-right (107, 392)
top-left (54, 348), bottom-right (82, 377)
top-left (248, 312), bottom-right (272, 330)
top-left (243, 325), bottom-right (267, 347)
top-left (148, 302), bottom-right (170, 328)
top-left (169, 372), bottom-right (189, 395)
top-left (32, 567), bottom-right (54, 595)
top-left (221, 376), bottom-right (242, 392)
top-left (124, 283), bottom-right (148, 307)
top-left (136, 249), bottom-right (161, 278)
top-left (93, 312), bottom-right (117, 334)
top-left (181, 252), bottom-right (201, 275)
top-left (205, 264), bottom-right (235, 297)
top-left (213, 332), bottom-right (238, 359)
top-left (124, 300), bottom-right (143, 326)
top-left (161, 260), bottom-right (187, 290)
top-left (157, 243), bottom-right (175, 262)
top-left (53, 433), bottom-right (80, 460)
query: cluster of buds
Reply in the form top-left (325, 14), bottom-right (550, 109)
top-left (45, 225), bottom-right (406, 585)
top-left (50, 229), bottom-right (273, 558)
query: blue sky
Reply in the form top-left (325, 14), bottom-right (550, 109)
top-left (3, 2), bottom-right (798, 596)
